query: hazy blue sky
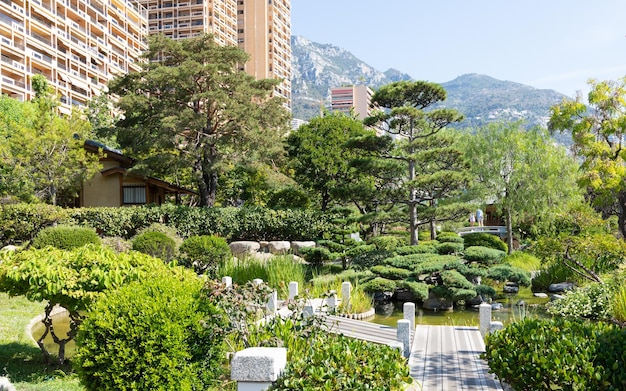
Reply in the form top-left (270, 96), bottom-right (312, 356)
top-left (291, 1), bottom-right (626, 98)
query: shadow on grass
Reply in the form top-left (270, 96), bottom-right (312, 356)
top-left (0, 342), bottom-right (74, 383)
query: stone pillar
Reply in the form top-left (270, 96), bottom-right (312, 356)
top-left (479, 302), bottom-right (492, 338)
top-left (397, 319), bottom-right (411, 358)
top-left (288, 281), bottom-right (298, 300)
top-left (403, 302), bottom-right (415, 331)
top-left (253, 278), bottom-right (263, 286)
top-left (326, 290), bottom-right (337, 312)
top-left (303, 304), bottom-right (314, 318)
top-left (231, 347), bottom-right (287, 391)
top-left (341, 281), bottom-right (351, 311)
top-left (222, 276), bottom-right (232, 288)
top-left (267, 291), bottom-right (278, 314)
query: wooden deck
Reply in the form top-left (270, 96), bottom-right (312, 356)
top-left (410, 325), bottom-right (503, 391)
top-left (322, 315), bottom-right (401, 345)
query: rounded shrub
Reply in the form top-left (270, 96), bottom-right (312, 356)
top-left (486, 264), bottom-right (531, 286)
top-left (135, 222), bottom-right (182, 246)
top-left (350, 249), bottom-right (392, 270)
top-left (267, 187), bottom-right (311, 209)
top-left (370, 265), bottom-right (412, 280)
top-left (367, 235), bottom-right (405, 251)
top-left (436, 241), bottom-right (464, 255)
top-left (395, 244), bottom-right (438, 256)
top-left (75, 272), bottom-right (226, 391)
top-left (132, 231), bottom-right (177, 261)
top-left (362, 277), bottom-right (397, 293)
top-left (484, 317), bottom-right (625, 391)
top-left (436, 232), bottom-right (463, 243)
top-left (179, 235), bottom-right (231, 276)
top-left (31, 225), bottom-right (100, 250)
top-left (464, 246), bottom-right (506, 265)
top-left (462, 232), bottom-right (507, 252)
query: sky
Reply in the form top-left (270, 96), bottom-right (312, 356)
top-left (290, 1), bottom-right (626, 98)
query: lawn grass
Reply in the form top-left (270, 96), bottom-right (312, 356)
top-left (0, 292), bottom-right (83, 391)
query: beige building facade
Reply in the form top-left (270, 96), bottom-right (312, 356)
top-left (0, 0), bottom-right (146, 113)
top-left (331, 85), bottom-right (374, 120)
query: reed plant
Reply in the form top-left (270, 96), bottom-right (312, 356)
top-left (613, 280), bottom-right (626, 324)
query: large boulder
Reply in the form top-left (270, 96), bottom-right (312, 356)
top-left (290, 241), bottom-right (316, 255)
top-left (268, 241), bottom-right (291, 255)
top-left (548, 282), bottom-right (574, 293)
top-left (229, 241), bottom-right (261, 256)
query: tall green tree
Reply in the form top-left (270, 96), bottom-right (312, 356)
top-left (0, 75), bottom-right (99, 205)
top-left (108, 34), bottom-right (290, 206)
top-left (286, 112), bottom-right (374, 211)
top-left (549, 77), bottom-right (626, 238)
top-left (354, 81), bottom-right (466, 244)
top-left (463, 122), bottom-right (581, 253)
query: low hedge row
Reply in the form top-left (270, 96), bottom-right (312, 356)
top-left (0, 203), bottom-right (337, 245)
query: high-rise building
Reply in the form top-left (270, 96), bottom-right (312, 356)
top-left (137, 0), bottom-right (291, 110)
top-left (0, 0), bottom-right (147, 113)
top-left (330, 85), bottom-right (374, 120)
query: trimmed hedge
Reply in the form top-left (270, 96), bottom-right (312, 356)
top-left (463, 246), bottom-right (506, 265)
top-left (462, 232), bottom-right (507, 252)
top-left (132, 231), bottom-right (177, 261)
top-left (31, 225), bottom-right (101, 250)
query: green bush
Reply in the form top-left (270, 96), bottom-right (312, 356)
top-left (614, 280), bottom-right (626, 324)
top-left (463, 232), bottom-right (507, 252)
top-left (367, 235), bottom-right (405, 251)
top-left (436, 232), bottom-right (463, 243)
top-left (132, 231), bottom-right (177, 261)
top-left (135, 223), bottom-right (182, 245)
top-left (0, 203), bottom-right (69, 245)
top-left (486, 264), bottom-right (531, 287)
top-left (179, 235), bottom-right (231, 276)
top-left (531, 262), bottom-right (574, 292)
top-left (75, 273), bottom-right (226, 391)
top-left (349, 249), bottom-right (392, 270)
top-left (267, 187), bottom-right (311, 209)
top-left (484, 318), bottom-right (625, 391)
top-left (435, 242), bottom-right (464, 255)
top-left (362, 277), bottom-right (397, 293)
top-left (298, 246), bottom-right (334, 267)
top-left (398, 280), bottom-right (429, 300)
top-left (547, 282), bottom-right (614, 320)
top-left (463, 246), bottom-right (506, 265)
top-left (395, 244), bottom-right (438, 255)
top-left (270, 333), bottom-right (411, 391)
top-left (370, 265), bottom-right (412, 280)
top-left (31, 225), bottom-right (101, 250)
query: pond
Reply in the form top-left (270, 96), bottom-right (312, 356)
top-left (369, 287), bottom-right (551, 327)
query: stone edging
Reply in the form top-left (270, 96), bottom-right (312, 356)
top-left (336, 307), bottom-right (375, 320)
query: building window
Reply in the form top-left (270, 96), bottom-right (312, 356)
top-left (123, 185), bottom-right (146, 204)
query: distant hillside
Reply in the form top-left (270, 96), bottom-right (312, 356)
top-left (291, 36), bottom-right (571, 134)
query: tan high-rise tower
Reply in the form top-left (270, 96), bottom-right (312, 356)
top-left (0, 0), bottom-right (147, 113)
top-left (138, 0), bottom-right (291, 111)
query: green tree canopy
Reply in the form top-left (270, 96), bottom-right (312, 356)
top-left (549, 77), bottom-right (626, 238)
top-left (463, 122), bottom-right (581, 253)
top-left (108, 34), bottom-right (290, 206)
top-left (353, 81), bottom-right (466, 244)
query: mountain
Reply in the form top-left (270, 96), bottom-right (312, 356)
top-left (291, 36), bottom-right (570, 131)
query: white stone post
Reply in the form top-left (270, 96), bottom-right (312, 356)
top-left (479, 302), bottom-right (492, 338)
top-left (403, 302), bottom-right (415, 331)
top-left (341, 281), bottom-right (351, 311)
top-left (326, 290), bottom-right (337, 312)
top-left (397, 319), bottom-right (411, 358)
top-left (288, 281), bottom-right (298, 300)
top-left (231, 347), bottom-right (287, 391)
top-left (303, 304), bottom-right (314, 318)
top-left (222, 276), bottom-right (232, 288)
top-left (253, 278), bottom-right (264, 286)
top-left (267, 291), bottom-right (278, 315)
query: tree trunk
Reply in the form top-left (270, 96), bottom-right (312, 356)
top-left (195, 147), bottom-right (218, 207)
top-left (619, 191), bottom-right (626, 240)
top-left (430, 219), bottom-right (437, 240)
top-left (506, 208), bottom-right (513, 254)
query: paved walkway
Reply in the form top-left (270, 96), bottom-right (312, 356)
top-left (409, 325), bottom-right (503, 391)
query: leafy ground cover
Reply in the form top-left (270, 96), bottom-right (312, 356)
top-left (0, 292), bottom-right (83, 391)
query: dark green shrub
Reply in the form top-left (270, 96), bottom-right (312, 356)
top-left (398, 280), bottom-right (429, 300)
top-left (362, 277), bottom-right (397, 293)
top-left (31, 225), bottom-right (101, 250)
top-left (475, 284), bottom-right (496, 298)
top-left (269, 333), bottom-right (411, 391)
top-left (412, 255), bottom-right (459, 275)
top-left (395, 244), bottom-right (438, 255)
top-left (299, 246), bottom-right (334, 267)
top-left (484, 318), bottom-right (623, 391)
top-left (132, 231), bottom-right (177, 261)
top-left (349, 249), bottom-right (392, 270)
top-left (435, 241), bottom-right (464, 255)
top-left (0, 203), bottom-right (70, 246)
top-left (436, 232), bottom-right (463, 243)
top-left (367, 235), bottom-right (405, 251)
top-left (370, 265), bottom-right (412, 280)
top-left (463, 246), bottom-right (505, 265)
top-left (463, 232), bottom-right (507, 252)
top-left (135, 223), bottom-right (182, 245)
top-left (75, 273), bottom-right (226, 391)
top-left (531, 262), bottom-right (573, 292)
top-left (179, 235), bottom-right (231, 276)
top-left (440, 269), bottom-right (475, 291)
top-left (486, 264), bottom-right (531, 286)
top-left (267, 187), bottom-right (311, 209)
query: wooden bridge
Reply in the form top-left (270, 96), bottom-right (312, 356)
top-left (455, 226), bottom-right (507, 238)
top-left (323, 316), bottom-right (503, 391)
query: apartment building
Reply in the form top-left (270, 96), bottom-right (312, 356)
top-left (330, 85), bottom-right (374, 120)
top-left (0, 0), bottom-right (147, 113)
top-left (137, 0), bottom-right (291, 110)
